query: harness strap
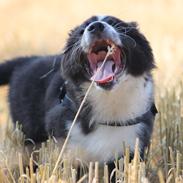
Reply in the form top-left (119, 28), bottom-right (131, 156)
top-left (59, 82), bottom-right (158, 127)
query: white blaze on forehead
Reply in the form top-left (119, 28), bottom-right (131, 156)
top-left (97, 15), bottom-right (106, 21)
top-left (81, 16), bottom-right (122, 52)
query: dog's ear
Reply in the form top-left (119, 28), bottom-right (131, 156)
top-left (68, 30), bottom-right (74, 37)
top-left (128, 21), bottom-right (139, 29)
top-left (62, 26), bottom-right (81, 54)
top-left (68, 26), bottom-right (79, 36)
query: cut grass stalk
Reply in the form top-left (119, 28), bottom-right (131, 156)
top-left (88, 162), bottom-right (94, 183)
top-left (18, 153), bottom-right (24, 183)
top-left (50, 45), bottom-right (116, 178)
top-left (77, 174), bottom-right (88, 183)
top-left (94, 162), bottom-right (99, 183)
top-left (104, 164), bottom-right (109, 183)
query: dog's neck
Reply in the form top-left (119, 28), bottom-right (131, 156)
top-left (81, 73), bottom-right (154, 125)
top-left (60, 73), bottom-right (154, 128)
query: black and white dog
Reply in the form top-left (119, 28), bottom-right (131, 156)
top-left (0, 16), bottom-right (157, 167)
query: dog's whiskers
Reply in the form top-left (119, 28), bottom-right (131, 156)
top-left (70, 42), bottom-right (82, 61)
top-left (114, 26), bottom-right (137, 38)
top-left (118, 32), bottom-right (137, 48)
top-left (63, 39), bottom-right (81, 53)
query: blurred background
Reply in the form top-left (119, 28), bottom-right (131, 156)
top-left (0, 0), bottom-right (183, 124)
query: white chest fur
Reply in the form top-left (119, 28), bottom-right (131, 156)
top-left (67, 73), bottom-right (153, 163)
top-left (84, 73), bottom-right (154, 123)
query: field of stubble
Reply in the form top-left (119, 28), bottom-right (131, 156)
top-left (0, 0), bottom-right (183, 182)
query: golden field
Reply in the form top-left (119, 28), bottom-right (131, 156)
top-left (0, 0), bottom-right (183, 123)
top-left (0, 0), bottom-right (183, 182)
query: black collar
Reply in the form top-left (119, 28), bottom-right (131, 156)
top-left (59, 82), bottom-right (158, 127)
top-left (98, 104), bottom-right (158, 127)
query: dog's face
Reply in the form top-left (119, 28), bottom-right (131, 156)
top-left (61, 15), bottom-right (155, 90)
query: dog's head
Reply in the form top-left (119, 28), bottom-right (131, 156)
top-left (61, 15), bottom-right (155, 90)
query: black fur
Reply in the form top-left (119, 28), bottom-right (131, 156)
top-left (9, 55), bottom-right (64, 142)
top-left (0, 16), bottom-right (157, 169)
top-left (62, 16), bottom-right (155, 84)
top-left (0, 56), bottom-right (38, 85)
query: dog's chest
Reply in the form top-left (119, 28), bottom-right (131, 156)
top-left (67, 123), bottom-right (141, 163)
top-left (66, 74), bottom-right (153, 163)
top-left (82, 74), bottom-right (153, 122)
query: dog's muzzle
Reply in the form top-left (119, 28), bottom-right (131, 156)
top-left (81, 21), bottom-right (125, 88)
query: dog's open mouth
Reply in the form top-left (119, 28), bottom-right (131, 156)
top-left (87, 39), bottom-right (123, 84)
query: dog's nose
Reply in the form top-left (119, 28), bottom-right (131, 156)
top-left (87, 22), bottom-right (105, 34)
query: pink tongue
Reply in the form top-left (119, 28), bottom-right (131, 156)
top-left (91, 60), bottom-right (115, 83)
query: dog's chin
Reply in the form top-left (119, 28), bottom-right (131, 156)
top-left (96, 80), bottom-right (115, 90)
top-left (94, 71), bottom-right (124, 90)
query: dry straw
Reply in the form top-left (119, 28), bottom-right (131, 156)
top-left (0, 83), bottom-right (183, 183)
top-left (1, 49), bottom-right (183, 183)
top-left (51, 45), bottom-right (116, 178)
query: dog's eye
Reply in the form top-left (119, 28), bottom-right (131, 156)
top-left (107, 19), bottom-right (115, 26)
top-left (84, 22), bottom-right (91, 27)
top-left (79, 29), bottom-right (84, 35)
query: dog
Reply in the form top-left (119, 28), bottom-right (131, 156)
top-left (0, 15), bottom-right (157, 177)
